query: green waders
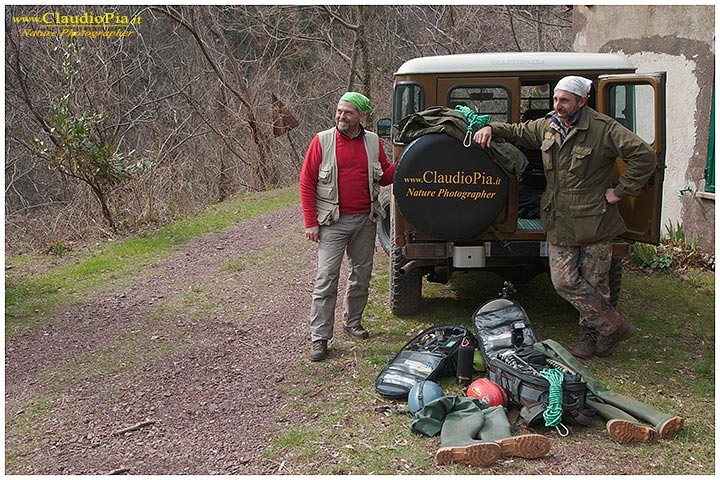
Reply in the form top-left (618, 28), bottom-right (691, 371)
top-left (410, 396), bottom-right (550, 466)
top-left (534, 340), bottom-right (683, 443)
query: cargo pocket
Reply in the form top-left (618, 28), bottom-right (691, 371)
top-left (569, 146), bottom-right (592, 178)
top-left (316, 184), bottom-right (335, 203)
top-left (540, 192), bottom-right (553, 232)
top-left (373, 164), bottom-right (383, 180)
top-left (371, 165), bottom-right (383, 194)
top-left (570, 201), bottom-right (607, 244)
top-left (316, 165), bottom-right (339, 225)
top-left (316, 200), bottom-right (339, 226)
top-left (541, 139), bottom-right (555, 172)
top-left (317, 165), bottom-right (335, 201)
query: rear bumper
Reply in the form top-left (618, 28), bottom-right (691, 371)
top-left (402, 239), bottom-right (632, 266)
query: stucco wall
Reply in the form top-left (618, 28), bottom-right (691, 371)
top-left (573, 5), bottom-right (715, 252)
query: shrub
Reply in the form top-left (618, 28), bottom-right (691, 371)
top-left (631, 220), bottom-right (715, 272)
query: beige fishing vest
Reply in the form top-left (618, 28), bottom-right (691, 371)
top-left (315, 127), bottom-right (385, 226)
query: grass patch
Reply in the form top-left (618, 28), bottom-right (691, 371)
top-left (222, 262), bottom-right (246, 274)
top-left (5, 187), bottom-right (298, 336)
top-left (5, 394), bottom-right (59, 470)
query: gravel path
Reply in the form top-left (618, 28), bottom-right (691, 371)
top-left (5, 204), bottom-right (355, 474)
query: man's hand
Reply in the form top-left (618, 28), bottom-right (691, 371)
top-left (473, 125), bottom-right (493, 149)
top-left (605, 188), bottom-right (622, 204)
top-left (305, 226), bottom-right (320, 242)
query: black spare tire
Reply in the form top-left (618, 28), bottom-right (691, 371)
top-left (393, 134), bottom-right (509, 241)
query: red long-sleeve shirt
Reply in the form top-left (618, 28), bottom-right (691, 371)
top-left (300, 129), bottom-right (395, 228)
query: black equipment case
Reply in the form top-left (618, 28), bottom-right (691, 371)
top-left (375, 325), bottom-right (469, 399)
top-left (472, 283), bottom-right (595, 428)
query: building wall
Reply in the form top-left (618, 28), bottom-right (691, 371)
top-left (573, 5), bottom-right (715, 252)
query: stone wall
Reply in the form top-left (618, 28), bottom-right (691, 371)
top-left (573, 5), bottom-right (715, 252)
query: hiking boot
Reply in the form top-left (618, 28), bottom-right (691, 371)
top-left (606, 419), bottom-right (659, 443)
top-left (657, 416), bottom-right (684, 438)
top-left (310, 340), bottom-right (328, 362)
top-left (570, 327), bottom-right (598, 359)
top-left (595, 321), bottom-right (636, 357)
top-left (436, 442), bottom-right (502, 467)
top-left (343, 324), bottom-right (370, 340)
top-left (497, 434), bottom-right (551, 459)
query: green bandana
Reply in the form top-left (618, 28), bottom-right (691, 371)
top-left (340, 92), bottom-right (373, 114)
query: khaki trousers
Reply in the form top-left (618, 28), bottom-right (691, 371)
top-left (309, 214), bottom-right (377, 342)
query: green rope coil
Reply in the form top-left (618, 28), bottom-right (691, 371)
top-left (455, 105), bottom-right (492, 131)
top-left (455, 105), bottom-right (492, 147)
top-left (539, 368), bottom-right (564, 427)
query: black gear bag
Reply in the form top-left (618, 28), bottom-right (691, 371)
top-left (472, 283), bottom-right (596, 430)
top-left (375, 325), bottom-right (470, 399)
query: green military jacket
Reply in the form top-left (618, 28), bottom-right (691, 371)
top-left (490, 107), bottom-right (657, 246)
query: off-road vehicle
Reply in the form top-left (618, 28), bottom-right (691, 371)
top-left (377, 52), bottom-right (666, 315)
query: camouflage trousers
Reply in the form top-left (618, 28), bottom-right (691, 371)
top-left (548, 241), bottom-right (623, 336)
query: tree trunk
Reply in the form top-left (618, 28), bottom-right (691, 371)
top-left (217, 84), bottom-right (231, 201)
top-left (358, 6), bottom-right (373, 125)
top-left (89, 183), bottom-right (117, 233)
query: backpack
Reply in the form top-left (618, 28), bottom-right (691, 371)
top-left (375, 325), bottom-right (469, 399)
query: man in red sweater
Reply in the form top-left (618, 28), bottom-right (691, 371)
top-left (300, 92), bottom-right (395, 361)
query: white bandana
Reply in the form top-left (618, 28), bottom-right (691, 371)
top-left (555, 76), bottom-right (593, 97)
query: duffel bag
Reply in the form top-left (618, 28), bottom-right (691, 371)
top-left (487, 351), bottom-right (596, 430)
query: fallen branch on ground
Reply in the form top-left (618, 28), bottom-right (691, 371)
top-left (111, 420), bottom-right (155, 436)
top-left (107, 467), bottom-right (130, 475)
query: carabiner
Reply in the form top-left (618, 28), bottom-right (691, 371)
top-left (463, 130), bottom-right (473, 148)
top-left (555, 422), bottom-right (570, 437)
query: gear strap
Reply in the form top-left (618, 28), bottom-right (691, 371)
top-left (374, 406), bottom-right (412, 417)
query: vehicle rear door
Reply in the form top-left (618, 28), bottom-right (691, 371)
top-left (598, 73), bottom-right (666, 245)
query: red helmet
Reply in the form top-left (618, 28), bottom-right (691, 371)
top-left (467, 377), bottom-right (508, 407)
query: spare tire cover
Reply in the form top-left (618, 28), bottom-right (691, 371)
top-left (393, 133), bottom-right (508, 241)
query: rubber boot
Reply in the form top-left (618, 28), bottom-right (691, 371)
top-left (435, 402), bottom-right (502, 466)
top-left (536, 340), bottom-right (683, 439)
top-left (586, 399), bottom-right (658, 443)
top-left (591, 390), bottom-right (683, 438)
top-left (478, 405), bottom-right (551, 460)
top-left (411, 397), bottom-right (551, 466)
top-left (435, 405), bottom-right (550, 465)
top-left (606, 418), bottom-right (659, 443)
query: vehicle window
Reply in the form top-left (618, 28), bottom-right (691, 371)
top-left (520, 83), bottom-right (552, 121)
top-left (393, 83), bottom-right (424, 122)
top-left (448, 86), bottom-right (510, 122)
top-left (608, 83), bottom-right (656, 144)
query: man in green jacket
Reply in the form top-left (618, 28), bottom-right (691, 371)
top-left (473, 76), bottom-right (657, 359)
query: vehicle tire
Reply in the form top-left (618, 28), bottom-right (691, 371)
top-left (609, 255), bottom-right (622, 308)
top-left (393, 133), bottom-right (509, 241)
top-left (377, 188), bottom-right (392, 255)
top-left (389, 225), bottom-right (422, 316)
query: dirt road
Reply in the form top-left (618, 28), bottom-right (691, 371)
top-left (5, 205), bottom-right (330, 474)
